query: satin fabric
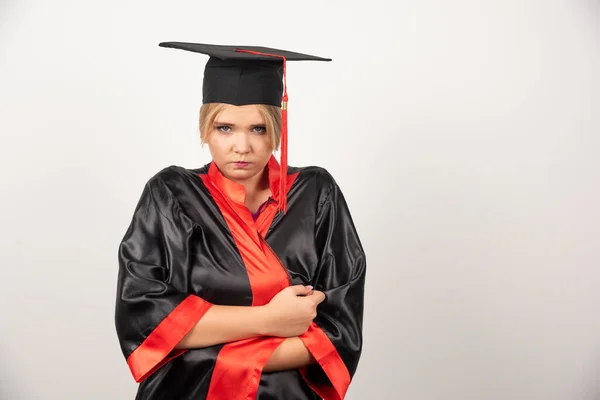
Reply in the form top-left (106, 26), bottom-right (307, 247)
top-left (115, 156), bottom-right (366, 399)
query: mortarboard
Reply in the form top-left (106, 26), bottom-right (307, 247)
top-left (158, 42), bottom-right (331, 213)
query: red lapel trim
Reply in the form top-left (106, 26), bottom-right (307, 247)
top-left (199, 160), bottom-right (302, 400)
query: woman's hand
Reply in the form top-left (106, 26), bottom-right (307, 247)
top-left (260, 285), bottom-right (325, 337)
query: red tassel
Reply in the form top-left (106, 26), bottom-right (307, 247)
top-left (280, 92), bottom-right (288, 214)
top-left (235, 49), bottom-right (289, 214)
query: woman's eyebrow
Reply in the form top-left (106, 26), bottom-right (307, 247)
top-left (213, 120), bottom-right (235, 126)
top-left (214, 121), bottom-right (265, 125)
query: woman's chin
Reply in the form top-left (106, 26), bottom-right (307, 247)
top-left (225, 167), bottom-right (258, 182)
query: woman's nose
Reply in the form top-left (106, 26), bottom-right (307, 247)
top-left (232, 133), bottom-right (251, 153)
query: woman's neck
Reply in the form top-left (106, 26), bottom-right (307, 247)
top-left (241, 168), bottom-right (271, 213)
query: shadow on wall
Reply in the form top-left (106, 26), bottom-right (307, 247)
top-left (584, 356), bottom-right (600, 400)
top-left (0, 354), bottom-right (35, 400)
top-left (0, 386), bottom-right (35, 400)
top-left (0, 336), bottom-right (37, 399)
top-left (0, 335), bottom-right (40, 400)
top-left (0, 1), bottom-right (20, 41)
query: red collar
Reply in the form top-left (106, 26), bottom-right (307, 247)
top-left (207, 155), bottom-right (282, 206)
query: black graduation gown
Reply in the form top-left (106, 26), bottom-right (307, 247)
top-left (115, 155), bottom-right (366, 400)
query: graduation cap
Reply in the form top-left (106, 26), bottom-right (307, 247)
top-left (158, 42), bottom-right (332, 213)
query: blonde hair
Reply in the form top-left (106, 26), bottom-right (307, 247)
top-left (199, 103), bottom-right (282, 151)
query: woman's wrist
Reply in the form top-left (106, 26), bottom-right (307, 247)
top-left (254, 305), bottom-right (272, 336)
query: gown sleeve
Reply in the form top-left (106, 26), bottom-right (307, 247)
top-left (114, 175), bottom-right (214, 383)
top-left (299, 173), bottom-right (367, 400)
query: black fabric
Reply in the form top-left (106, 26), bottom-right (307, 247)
top-left (203, 58), bottom-right (284, 106)
top-left (158, 42), bottom-right (331, 62)
top-left (115, 164), bottom-right (365, 399)
top-left (158, 42), bottom-right (331, 106)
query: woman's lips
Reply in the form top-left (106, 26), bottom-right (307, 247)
top-left (233, 161), bottom-right (250, 168)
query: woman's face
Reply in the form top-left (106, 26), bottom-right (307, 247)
top-left (205, 105), bottom-right (273, 186)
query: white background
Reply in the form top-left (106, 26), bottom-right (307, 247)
top-left (1, 0), bottom-right (599, 399)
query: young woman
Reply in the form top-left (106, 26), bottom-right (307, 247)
top-left (115, 42), bottom-right (366, 400)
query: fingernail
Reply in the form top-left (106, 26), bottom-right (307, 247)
top-left (306, 285), bottom-right (313, 290)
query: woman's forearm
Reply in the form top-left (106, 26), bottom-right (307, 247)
top-left (175, 304), bottom-right (268, 349)
top-left (263, 337), bottom-right (317, 372)
top-left (176, 305), bottom-right (317, 372)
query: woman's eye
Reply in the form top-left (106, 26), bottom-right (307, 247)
top-left (252, 126), bottom-right (267, 134)
top-left (216, 126), bottom-right (231, 132)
